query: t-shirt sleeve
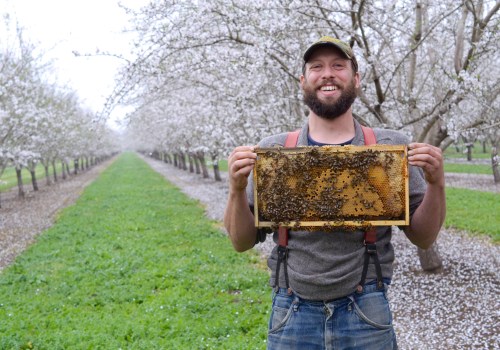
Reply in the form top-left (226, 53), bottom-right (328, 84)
top-left (374, 128), bottom-right (426, 220)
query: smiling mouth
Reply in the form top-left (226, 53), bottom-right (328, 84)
top-left (320, 85), bottom-right (338, 91)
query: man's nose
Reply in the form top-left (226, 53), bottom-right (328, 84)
top-left (322, 65), bottom-right (336, 78)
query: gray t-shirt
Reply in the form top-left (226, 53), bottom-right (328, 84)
top-left (246, 120), bottom-right (426, 300)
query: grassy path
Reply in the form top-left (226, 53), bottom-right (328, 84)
top-left (445, 187), bottom-right (500, 241)
top-left (0, 153), bottom-right (269, 349)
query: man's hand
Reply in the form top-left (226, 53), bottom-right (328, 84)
top-left (224, 145), bottom-right (259, 252)
top-left (228, 146), bottom-right (257, 192)
top-left (408, 143), bottom-right (445, 187)
top-left (406, 142), bottom-right (446, 249)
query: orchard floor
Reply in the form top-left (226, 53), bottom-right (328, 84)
top-left (0, 157), bottom-right (116, 271)
top-left (0, 154), bottom-right (498, 349)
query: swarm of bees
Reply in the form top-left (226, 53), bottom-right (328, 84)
top-left (253, 145), bottom-right (409, 230)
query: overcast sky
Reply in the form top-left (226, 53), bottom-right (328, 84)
top-left (2, 0), bottom-right (146, 129)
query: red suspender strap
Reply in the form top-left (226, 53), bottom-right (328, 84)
top-left (361, 125), bottom-right (376, 145)
top-left (284, 130), bottom-right (300, 147)
top-left (274, 130), bottom-right (299, 292)
top-left (359, 127), bottom-right (377, 245)
top-left (364, 229), bottom-right (377, 244)
top-left (358, 126), bottom-right (384, 290)
top-left (278, 226), bottom-right (289, 246)
top-left (279, 130), bottom-right (300, 246)
top-left (276, 226), bottom-right (290, 292)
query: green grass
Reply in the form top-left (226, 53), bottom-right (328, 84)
top-left (0, 162), bottom-right (73, 192)
top-left (208, 159), bottom-right (228, 172)
top-left (0, 153), bottom-right (269, 349)
top-left (444, 163), bottom-right (493, 175)
top-left (445, 187), bottom-right (500, 242)
top-left (444, 142), bottom-right (492, 159)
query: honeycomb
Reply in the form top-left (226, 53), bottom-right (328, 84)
top-left (253, 145), bottom-right (409, 230)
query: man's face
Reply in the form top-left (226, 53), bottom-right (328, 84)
top-left (300, 46), bottom-right (360, 120)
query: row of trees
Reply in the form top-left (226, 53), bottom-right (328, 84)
top-left (0, 19), bottom-right (119, 205)
top-left (113, 0), bottom-right (499, 182)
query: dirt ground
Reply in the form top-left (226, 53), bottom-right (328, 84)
top-left (0, 155), bottom-right (498, 349)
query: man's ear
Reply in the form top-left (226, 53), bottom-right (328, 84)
top-left (354, 72), bottom-right (361, 89)
top-left (300, 74), bottom-right (305, 87)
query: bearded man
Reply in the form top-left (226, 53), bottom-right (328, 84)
top-left (224, 36), bottom-right (446, 350)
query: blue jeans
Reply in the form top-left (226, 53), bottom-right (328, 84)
top-left (267, 282), bottom-right (397, 350)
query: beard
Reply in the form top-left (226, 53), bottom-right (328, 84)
top-left (303, 79), bottom-right (357, 120)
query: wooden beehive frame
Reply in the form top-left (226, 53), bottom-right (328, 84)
top-left (253, 145), bottom-right (409, 229)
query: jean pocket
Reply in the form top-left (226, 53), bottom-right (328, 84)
top-left (269, 293), bottom-right (295, 333)
top-left (348, 291), bottom-right (393, 330)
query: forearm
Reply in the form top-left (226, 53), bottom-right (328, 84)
top-left (405, 183), bottom-right (446, 249)
top-left (223, 189), bottom-right (257, 252)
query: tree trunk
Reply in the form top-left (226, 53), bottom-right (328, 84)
top-left (52, 160), bottom-right (58, 182)
top-left (197, 152), bottom-right (209, 178)
top-left (492, 146), bottom-right (499, 183)
top-left (173, 154), bottom-right (178, 167)
top-left (16, 167), bottom-right (25, 198)
top-left (454, 5), bottom-right (468, 74)
top-left (65, 162), bottom-right (70, 176)
top-left (194, 155), bottom-right (201, 174)
top-left (176, 153), bottom-right (182, 169)
top-left (418, 242), bottom-right (443, 272)
top-left (179, 152), bottom-right (187, 170)
top-left (466, 143), bottom-right (473, 161)
top-left (188, 153), bottom-right (194, 173)
top-left (211, 153), bottom-right (222, 182)
top-left (61, 160), bottom-right (67, 180)
top-left (177, 153), bottom-right (181, 168)
top-left (30, 169), bottom-right (38, 191)
top-left (407, 2), bottom-right (422, 93)
top-left (74, 159), bottom-right (79, 175)
top-left (44, 164), bottom-right (51, 185)
top-left (27, 160), bottom-right (38, 191)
